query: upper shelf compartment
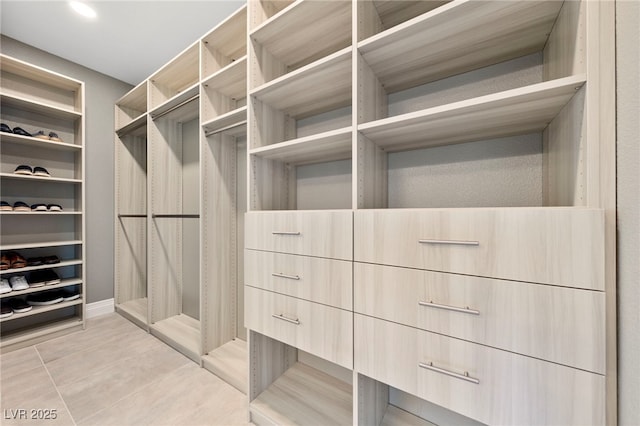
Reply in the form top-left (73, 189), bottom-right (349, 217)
top-left (358, 1), bottom-right (564, 92)
top-left (115, 81), bottom-right (147, 133)
top-left (249, 0), bottom-right (352, 89)
top-left (201, 5), bottom-right (247, 80)
top-left (0, 54), bottom-right (83, 113)
top-left (149, 42), bottom-right (199, 110)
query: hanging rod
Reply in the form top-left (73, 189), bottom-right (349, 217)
top-left (151, 94), bottom-right (199, 120)
top-left (152, 214), bottom-right (200, 218)
top-left (118, 214), bottom-right (146, 218)
top-left (204, 120), bottom-right (247, 137)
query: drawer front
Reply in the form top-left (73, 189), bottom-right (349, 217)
top-left (354, 315), bottom-right (605, 426)
top-left (245, 249), bottom-right (352, 310)
top-left (245, 211), bottom-right (352, 260)
top-left (245, 286), bottom-right (353, 369)
top-left (354, 208), bottom-right (605, 290)
top-left (354, 263), bottom-right (605, 374)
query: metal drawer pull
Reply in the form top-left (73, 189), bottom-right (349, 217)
top-left (272, 313), bottom-right (300, 325)
top-left (272, 272), bottom-right (300, 280)
top-left (419, 362), bottom-right (480, 384)
top-left (418, 239), bottom-right (479, 246)
top-left (272, 231), bottom-right (301, 236)
top-left (419, 300), bottom-right (480, 315)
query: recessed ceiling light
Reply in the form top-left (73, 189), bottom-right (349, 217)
top-left (69, 1), bottom-right (97, 19)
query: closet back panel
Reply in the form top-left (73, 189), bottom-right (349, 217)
top-left (116, 217), bottom-right (147, 303)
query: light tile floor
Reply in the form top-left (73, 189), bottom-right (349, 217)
top-left (0, 314), bottom-right (248, 425)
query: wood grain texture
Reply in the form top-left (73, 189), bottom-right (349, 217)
top-left (115, 298), bottom-right (148, 329)
top-left (357, 133), bottom-right (387, 209)
top-left (355, 314), bottom-right (605, 426)
top-left (373, 1), bottom-right (448, 34)
top-left (354, 208), bottom-right (605, 290)
top-left (150, 313), bottom-right (201, 363)
top-left (201, 5), bottom-right (247, 79)
top-left (202, 106), bottom-right (247, 135)
top-left (115, 82), bottom-right (148, 129)
top-left (248, 0), bottom-right (294, 31)
top-left (358, 1), bottom-right (563, 92)
top-left (245, 210), bottom-right (353, 259)
top-left (245, 286), bottom-right (353, 369)
top-left (116, 134), bottom-right (147, 214)
top-left (115, 218), bottom-right (147, 304)
top-left (249, 330), bottom-right (297, 400)
top-left (354, 262), bottom-right (605, 373)
top-left (356, 373), bottom-right (388, 426)
top-left (380, 405), bottom-right (437, 426)
top-left (149, 42), bottom-right (199, 108)
top-left (202, 338), bottom-right (247, 393)
top-left (245, 249), bottom-right (352, 309)
top-left (149, 218), bottom-right (182, 322)
top-left (250, 362), bottom-right (352, 426)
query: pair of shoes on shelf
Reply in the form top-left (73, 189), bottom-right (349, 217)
top-left (32, 130), bottom-right (63, 142)
top-left (14, 165), bottom-right (50, 177)
top-left (29, 269), bottom-right (61, 286)
top-left (0, 300), bottom-right (14, 318)
top-left (0, 123), bottom-right (13, 134)
top-left (6, 126), bottom-right (31, 137)
top-left (1, 252), bottom-right (27, 269)
top-left (27, 256), bottom-right (60, 266)
top-left (1, 201), bottom-right (12, 211)
top-left (26, 288), bottom-right (78, 306)
top-left (4, 202), bottom-right (63, 212)
top-left (2, 298), bottom-right (32, 314)
top-left (30, 203), bottom-right (63, 212)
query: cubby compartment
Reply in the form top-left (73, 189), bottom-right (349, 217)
top-left (200, 123), bottom-right (249, 393)
top-left (148, 98), bottom-right (201, 362)
top-left (200, 5), bottom-right (247, 80)
top-left (249, 331), bottom-right (353, 426)
top-left (115, 123), bottom-right (148, 329)
top-left (115, 81), bottom-right (147, 134)
top-left (201, 57), bottom-right (247, 132)
top-left (248, 0), bottom-right (351, 89)
top-left (149, 43), bottom-right (200, 112)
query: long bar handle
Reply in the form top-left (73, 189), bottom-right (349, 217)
top-left (272, 231), bottom-right (301, 236)
top-left (419, 362), bottom-right (480, 384)
top-left (272, 313), bottom-right (300, 325)
top-left (418, 239), bottom-right (479, 246)
top-left (419, 300), bottom-right (480, 316)
top-left (272, 272), bottom-right (301, 280)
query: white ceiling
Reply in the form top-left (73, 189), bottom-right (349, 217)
top-left (1, 0), bottom-right (246, 86)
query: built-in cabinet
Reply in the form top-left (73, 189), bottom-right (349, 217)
top-left (0, 55), bottom-right (86, 352)
top-left (114, 5), bottom-right (248, 392)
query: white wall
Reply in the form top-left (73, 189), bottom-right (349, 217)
top-left (616, 1), bottom-right (640, 424)
top-left (1, 35), bottom-right (132, 303)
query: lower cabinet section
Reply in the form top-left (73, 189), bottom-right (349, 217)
top-left (245, 286), bottom-right (353, 369)
top-left (354, 314), bottom-right (605, 426)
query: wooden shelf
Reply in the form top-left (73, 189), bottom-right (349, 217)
top-left (358, 75), bottom-right (586, 151)
top-left (251, 47), bottom-right (351, 119)
top-left (380, 405), bottom-right (437, 426)
top-left (0, 92), bottom-right (82, 121)
top-left (202, 56), bottom-right (247, 101)
top-left (202, 338), bottom-right (247, 394)
top-left (0, 315), bottom-right (83, 349)
top-left (358, 1), bottom-right (564, 92)
top-left (116, 298), bottom-right (148, 328)
top-left (0, 240), bottom-right (82, 251)
top-left (251, 0), bottom-right (351, 70)
top-left (151, 314), bottom-right (201, 363)
top-left (149, 42), bottom-right (199, 107)
top-left (0, 299), bottom-right (83, 323)
top-left (0, 173), bottom-right (81, 184)
top-left (202, 107), bottom-right (247, 136)
top-left (0, 133), bottom-right (81, 151)
top-left (0, 279), bottom-right (82, 299)
top-left (116, 81), bottom-right (147, 113)
top-left (116, 113), bottom-right (147, 136)
top-left (201, 5), bottom-right (247, 79)
top-left (0, 260), bottom-right (83, 276)
top-left (250, 127), bottom-right (352, 165)
top-left (149, 83), bottom-right (199, 120)
top-left (0, 211), bottom-right (81, 216)
top-left (366, 1), bottom-right (450, 38)
top-left (250, 362), bottom-right (352, 426)
top-left (1, 54), bottom-right (82, 92)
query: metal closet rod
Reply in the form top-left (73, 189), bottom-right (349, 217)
top-left (151, 95), bottom-right (199, 120)
top-left (204, 120), bottom-right (247, 137)
top-left (152, 214), bottom-right (200, 218)
top-left (118, 214), bottom-right (146, 218)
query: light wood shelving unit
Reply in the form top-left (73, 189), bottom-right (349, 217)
top-left (0, 54), bottom-right (85, 352)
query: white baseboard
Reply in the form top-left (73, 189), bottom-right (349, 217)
top-left (86, 298), bottom-right (115, 318)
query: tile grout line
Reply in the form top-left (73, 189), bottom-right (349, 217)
top-left (35, 346), bottom-right (77, 426)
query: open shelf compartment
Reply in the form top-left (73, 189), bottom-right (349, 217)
top-left (115, 81), bottom-right (148, 131)
top-left (201, 57), bottom-right (247, 124)
top-left (149, 42), bottom-right (200, 110)
top-left (201, 5), bottom-right (247, 80)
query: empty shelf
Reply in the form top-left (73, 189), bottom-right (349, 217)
top-left (116, 297), bottom-right (148, 329)
top-left (202, 56), bottom-right (247, 100)
top-left (381, 405), bottom-right (437, 426)
top-left (202, 339), bottom-right (247, 394)
top-left (151, 314), bottom-right (201, 363)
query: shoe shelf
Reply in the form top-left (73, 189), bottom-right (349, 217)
top-left (358, 75), bottom-right (586, 151)
top-left (0, 279), bottom-right (83, 299)
top-left (0, 133), bottom-right (82, 151)
top-left (115, 81), bottom-right (148, 131)
top-left (250, 126), bottom-right (352, 165)
top-left (0, 299), bottom-right (83, 324)
top-left (357, 1), bottom-right (563, 92)
top-left (150, 313), bottom-right (201, 363)
top-left (0, 260), bottom-right (83, 276)
top-left (149, 42), bottom-right (200, 111)
top-left (201, 5), bottom-right (247, 80)
top-left (0, 315), bottom-right (83, 349)
top-left (202, 338), bottom-right (247, 394)
top-left (0, 211), bottom-right (81, 216)
top-left (0, 93), bottom-right (83, 122)
top-left (250, 47), bottom-right (352, 120)
top-left (0, 240), bottom-right (82, 251)
top-left (250, 362), bottom-right (352, 426)
top-left (0, 173), bottom-right (82, 184)
top-left (249, 0), bottom-right (351, 79)
top-left (202, 106), bottom-right (247, 136)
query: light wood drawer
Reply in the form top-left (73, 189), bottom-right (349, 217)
top-left (245, 211), bottom-right (352, 260)
top-left (245, 286), bottom-right (353, 369)
top-left (354, 262), bottom-right (605, 374)
top-left (354, 314), bottom-right (605, 426)
top-left (354, 208), bottom-right (605, 290)
top-left (245, 249), bottom-right (352, 310)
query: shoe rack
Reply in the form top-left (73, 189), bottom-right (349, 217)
top-left (113, 5), bottom-right (248, 392)
top-left (0, 54), bottom-right (86, 352)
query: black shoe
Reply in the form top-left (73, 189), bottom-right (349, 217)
top-left (31, 203), bottom-right (47, 212)
top-left (33, 166), bottom-right (50, 177)
top-left (27, 257), bottom-right (44, 266)
top-left (13, 201), bottom-right (30, 212)
top-left (12, 127), bottom-right (32, 137)
top-left (48, 132), bottom-right (63, 142)
top-left (9, 298), bottom-right (32, 313)
top-left (27, 290), bottom-right (64, 306)
top-left (0, 301), bottom-right (13, 318)
top-left (28, 269), bottom-right (47, 287)
top-left (42, 269), bottom-right (61, 285)
top-left (62, 288), bottom-right (80, 301)
top-left (1, 123), bottom-right (13, 133)
top-left (33, 130), bottom-right (49, 140)
top-left (0, 201), bottom-right (12, 211)
top-left (43, 255), bottom-right (60, 265)
top-left (47, 204), bottom-right (63, 212)
top-left (14, 165), bottom-right (33, 175)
